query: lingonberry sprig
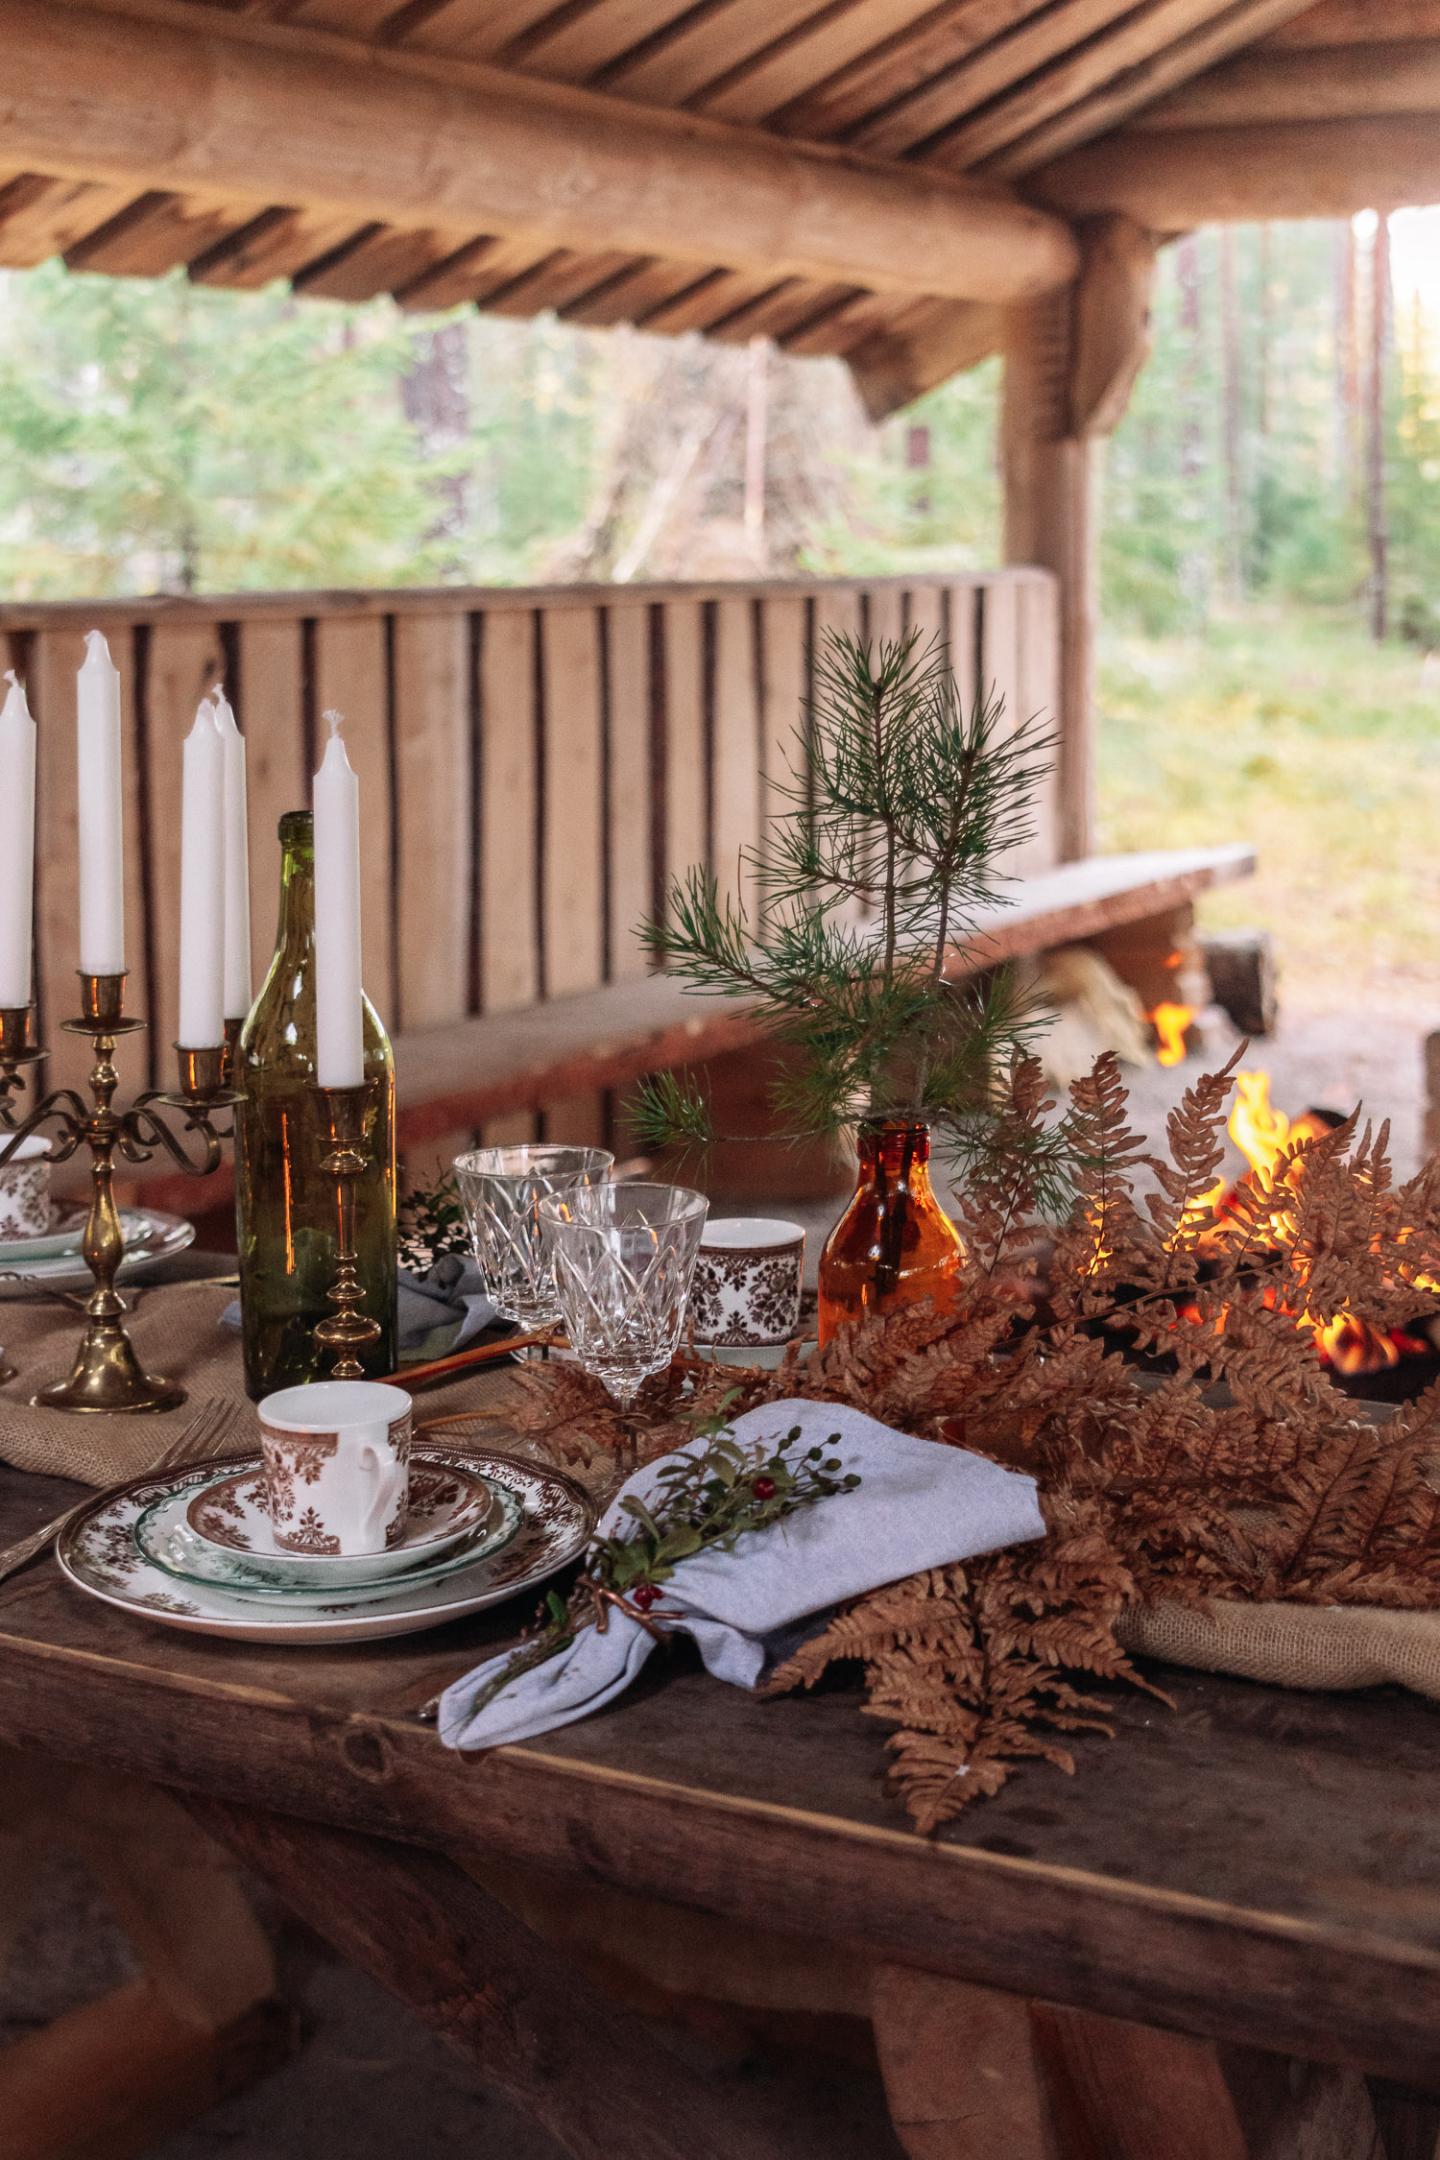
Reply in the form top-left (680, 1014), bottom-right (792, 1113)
top-left (466, 1421), bottom-right (858, 1715)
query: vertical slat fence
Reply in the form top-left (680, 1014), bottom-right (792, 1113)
top-left (0, 573), bottom-right (1059, 1165)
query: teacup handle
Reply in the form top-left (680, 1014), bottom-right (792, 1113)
top-left (355, 1441), bottom-right (407, 1549)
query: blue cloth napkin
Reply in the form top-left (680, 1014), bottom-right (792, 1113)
top-left (436, 1398), bottom-right (1046, 1752)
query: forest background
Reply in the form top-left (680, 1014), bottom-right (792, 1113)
top-left (0, 209), bottom-right (1437, 1017)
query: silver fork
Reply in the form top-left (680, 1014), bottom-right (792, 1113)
top-left (0, 1398), bottom-right (243, 1587)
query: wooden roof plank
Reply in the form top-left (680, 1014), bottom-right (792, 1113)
top-left (1129, 39), bottom-right (1440, 130)
top-left (509, 0), bottom-right (709, 81)
top-left (635, 265), bottom-right (788, 333)
top-left (394, 232), bottom-right (550, 309)
top-left (841, 0), bottom-right (1140, 158)
top-left (63, 189), bottom-right (260, 277)
top-left (780, 284), bottom-right (910, 355)
top-left (602, 0), bottom-right (838, 105)
top-left (0, 174), bottom-right (139, 268)
top-left (770, 0), bottom-right (1055, 142)
top-left (559, 254), bottom-right (705, 325)
top-left (481, 245), bottom-right (641, 314)
top-left (292, 219), bottom-right (482, 300)
top-left (392, 0), bottom-right (580, 55)
top-left (972, 0), bottom-right (1329, 175)
top-left (698, 0), bottom-right (941, 122)
top-left (704, 276), bottom-right (863, 342)
top-left (188, 204), bottom-right (372, 288)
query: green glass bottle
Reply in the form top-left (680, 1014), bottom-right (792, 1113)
top-left (235, 810), bottom-right (397, 1399)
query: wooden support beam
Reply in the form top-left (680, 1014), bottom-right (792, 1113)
top-left (0, 0), bottom-right (1079, 306)
top-left (848, 299), bottom-right (1002, 421)
top-left (190, 1798), bottom-right (900, 2160)
top-left (1260, 0), bottom-right (1440, 45)
top-left (1029, 116), bottom-right (1440, 223)
top-left (1001, 216), bottom-right (1156, 860)
top-left (1132, 42), bottom-right (1440, 129)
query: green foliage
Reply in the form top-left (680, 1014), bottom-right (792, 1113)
top-left (0, 263), bottom-right (456, 595)
top-left (635, 627), bottom-right (1068, 1196)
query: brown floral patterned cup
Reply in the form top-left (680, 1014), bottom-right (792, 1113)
top-left (689, 1218), bottom-right (806, 1348)
top-left (256, 1381), bottom-right (412, 1557)
top-left (0, 1136), bottom-right (52, 1241)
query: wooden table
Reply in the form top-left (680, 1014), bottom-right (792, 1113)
top-left (2, 1461), bottom-right (1439, 2160)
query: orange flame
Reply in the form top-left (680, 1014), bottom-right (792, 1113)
top-left (1150, 1001), bottom-right (1193, 1068)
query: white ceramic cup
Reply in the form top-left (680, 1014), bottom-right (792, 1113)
top-left (689, 1217), bottom-right (806, 1348)
top-left (257, 1380), bottom-right (413, 1557)
top-left (0, 1135), bottom-right (52, 1241)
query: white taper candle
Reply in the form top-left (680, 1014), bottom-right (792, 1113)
top-left (178, 700), bottom-right (226, 1048)
top-left (212, 685), bottom-right (252, 1021)
top-left (76, 630), bottom-right (125, 976)
top-left (0, 672), bottom-right (36, 1008)
top-left (313, 710), bottom-right (364, 1089)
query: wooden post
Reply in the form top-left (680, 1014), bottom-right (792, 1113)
top-left (1001, 217), bottom-right (1157, 864)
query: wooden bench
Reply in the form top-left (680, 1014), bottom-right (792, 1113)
top-left (129, 840), bottom-right (1255, 1224)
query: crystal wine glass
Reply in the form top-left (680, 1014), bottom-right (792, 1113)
top-left (454, 1145), bottom-right (614, 1331)
top-left (539, 1182), bottom-right (709, 1408)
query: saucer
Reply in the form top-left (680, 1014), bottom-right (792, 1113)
top-left (139, 1473), bottom-right (522, 1604)
top-left (59, 1447), bottom-right (595, 1645)
top-left (184, 1453), bottom-right (497, 1586)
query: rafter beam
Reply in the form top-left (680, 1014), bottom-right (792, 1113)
top-left (1029, 115), bottom-right (1440, 223)
top-left (0, 0), bottom-right (1079, 306)
top-left (1131, 41), bottom-right (1440, 128)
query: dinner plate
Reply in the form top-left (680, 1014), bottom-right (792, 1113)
top-left (58, 1446), bottom-right (595, 1644)
top-left (0, 1209), bottom-right (196, 1296)
top-left (139, 1463), bottom-right (522, 1602)
top-left (0, 1205), bottom-right (88, 1265)
top-left (183, 1453), bottom-right (500, 1585)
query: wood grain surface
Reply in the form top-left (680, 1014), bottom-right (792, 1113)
top-left (3, 1455), bottom-right (1440, 2092)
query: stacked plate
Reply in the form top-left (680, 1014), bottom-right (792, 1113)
top-left (59, 1443), bottom-right (596, 1644)
top-left (0, 1206), bottom-right (196, 1296)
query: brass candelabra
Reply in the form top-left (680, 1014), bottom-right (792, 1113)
top-left (313, 1080), bottom-right (381, 1381)
top-left (0, 974), bottom-right (241, 1414)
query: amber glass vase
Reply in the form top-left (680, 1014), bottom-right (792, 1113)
top-left (816, 1118), bottom-right (963, 1346)
top-left (234, 811), bottom-right (397, 1399)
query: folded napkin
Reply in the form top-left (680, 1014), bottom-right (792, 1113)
top-left (437, 1397), bottom-right (1046, 1752)
top-left (396, 1252), bottom-right (500, 1360)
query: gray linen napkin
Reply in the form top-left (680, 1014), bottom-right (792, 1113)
top-left (223, 1253), bottom-right (500, 1361)
top-left (437, 1398), bottom-right (1046, 1751)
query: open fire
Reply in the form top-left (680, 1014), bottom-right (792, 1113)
top-left (1153, 1033), bottom-right (1437, 1392)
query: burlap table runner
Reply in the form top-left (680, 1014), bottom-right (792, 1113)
top-left (7, 1301), bottom-right (1440, 1709)
top-left (1118, 1598), bottom-right (1440, 1702)
top-left (0, 1284), bottom-right (510, 1488)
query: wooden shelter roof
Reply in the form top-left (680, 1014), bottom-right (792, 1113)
top-left (2, 0), bottom-right (1438, 412)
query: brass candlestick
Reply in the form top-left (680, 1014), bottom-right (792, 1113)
top-left (313, 1081), bottom-right (381, 1381)
top-left (0, 974), bottom-right (241, 1414)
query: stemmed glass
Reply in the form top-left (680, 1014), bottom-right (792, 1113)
top-left (539, 1182), bottom-right (709, 1408)
top-left (454, 1145), bottom-right (614, 1334)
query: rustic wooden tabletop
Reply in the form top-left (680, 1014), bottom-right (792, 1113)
top-left (4, 1459), bottom-right (1440, 2103)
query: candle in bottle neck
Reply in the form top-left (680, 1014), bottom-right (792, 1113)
top-left (212, 685), bottom-right (252, 1021)
top-left (76, 630), bottom-right (125, 976)
top-left (0, 672), bottom-right (36, 1008)
top-left (178, 700), bottom-right (226, 1048)
top-left (313, 711), bottom-right (364, 1090)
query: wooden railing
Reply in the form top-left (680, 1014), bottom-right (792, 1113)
top-left (0, 572), bottom-right (1059, 1111)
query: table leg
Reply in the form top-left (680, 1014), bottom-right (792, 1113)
top-left (189, 1795), bottom-right (902, 2160)
top-left (0, 1750), bottom-right (294, 2160)
top-left (871, 1964), bottom-right (1396, 2160)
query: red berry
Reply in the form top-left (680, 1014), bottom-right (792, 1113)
top-left (752, 1476), bottom-right (777, 1501)
top-left (631, 1582), bottom-right (661, 1610)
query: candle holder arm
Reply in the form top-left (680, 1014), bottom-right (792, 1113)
top-left (0, 1093), bottom-right (90, 1168)
top-left (122, 1091), bottom-right (238, 1177)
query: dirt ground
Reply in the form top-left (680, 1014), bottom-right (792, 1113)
top-left (3, 1002), bottom-right (1430, 2159)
